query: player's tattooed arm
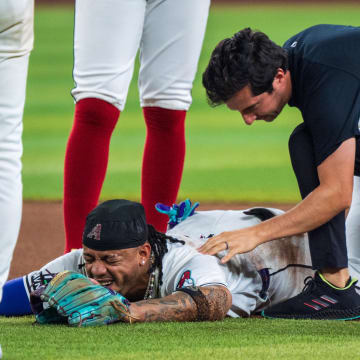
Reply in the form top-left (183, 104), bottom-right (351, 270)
top-left (127, 285), bottom-right (232, 323)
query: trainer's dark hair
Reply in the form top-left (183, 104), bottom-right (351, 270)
top-left (147, 224), bottom-right (185, 286)
top-left (202, 28), bottom-right (288, 106)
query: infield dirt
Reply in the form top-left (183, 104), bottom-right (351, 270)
top-left (9, 201), bottom-right (294, 280)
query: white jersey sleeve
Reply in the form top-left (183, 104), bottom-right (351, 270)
top-left (159, 242), bottom-right (228, 297)
top-left (23, 250), bottom-right (85, 299)
top-left (160, 241), bottom-right (267, 317)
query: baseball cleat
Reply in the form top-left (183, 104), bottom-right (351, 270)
top-left (262, 271), bottom-right (360, 320)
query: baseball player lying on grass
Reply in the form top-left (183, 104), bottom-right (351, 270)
top-left (1, 199), bottom-right (359, 325)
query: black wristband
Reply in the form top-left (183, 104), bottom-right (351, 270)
top-left (176, 286), bottom-right (210, 321)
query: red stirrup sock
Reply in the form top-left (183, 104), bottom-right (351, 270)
top-left (141, 107), bottom-right (186, 232)
top-left (63, 98), bottom-right (120, 252)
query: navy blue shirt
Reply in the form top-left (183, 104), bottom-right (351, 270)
top-left (283, 25), bottom-right (360, 167)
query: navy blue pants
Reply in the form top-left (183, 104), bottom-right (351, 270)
top-left (288, 123), bottom-right (356, 270)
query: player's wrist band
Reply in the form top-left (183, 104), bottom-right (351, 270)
top-left (175, 286), bottom-right (210, 321)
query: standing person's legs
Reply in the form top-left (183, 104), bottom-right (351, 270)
top-left (0, 0), bottom-right (33, 301)
top-left (64, 0), bottom-right (146, 252)
top-left (346, 176), bottom-right (360, 281)
top-left (139, 0), bottom-right (210, 232)
top-left (288, 123), bottom-right (348, 271)
top-left (345, 139), bottom-right (360, 280)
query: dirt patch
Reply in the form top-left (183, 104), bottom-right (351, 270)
top-left (8, 201), bottom-right (294, 280)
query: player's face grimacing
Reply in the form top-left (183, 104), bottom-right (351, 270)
top-left (225, 69), bottom-right (291, 126)
top-left (82, 245), bottom-right (151, 302)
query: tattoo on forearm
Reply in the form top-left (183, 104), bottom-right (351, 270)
top-left (130, 286), bottom-right (231, 323)
top-left (132, 292), bottom-right (197, 322)
top-left (203, 286), bottom-right (232, 321)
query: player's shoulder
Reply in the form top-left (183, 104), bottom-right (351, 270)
top-left (164, 239), bottom-right (197, 261)
top-left (46, 248), bottom-right (83, 263)
top-left (163, 238), bottom-right (220, 271)
top-left (24, 249), bottom-right (85, 296)
top-left (161, 239), bottom-right (226, 293)
top-left (39, 249), bottom-right (84, 274)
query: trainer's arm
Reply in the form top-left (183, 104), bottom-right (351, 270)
top-left (127, 285), bottom-right (232, 322)
top-left (199, 138), bottom-right (355, 261)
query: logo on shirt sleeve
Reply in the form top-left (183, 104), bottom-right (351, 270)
top-left (176, 270), bottom-right (195, 289)
top-left (26, 269), bottom-right (58, 293)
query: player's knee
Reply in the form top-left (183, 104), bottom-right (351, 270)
top-left (140, 83), bottom-right (192, 111)
top-left (143, 107), bottom-right (186, 134)
top-left (74, 98), bottom-right (120, 130)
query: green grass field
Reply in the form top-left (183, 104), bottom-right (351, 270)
top-left (22, 3), bottom-right (360, 202)
top-left (3, 4), bottom-right (360, 360)
top-left (1, 316), bottom-right (360, 360)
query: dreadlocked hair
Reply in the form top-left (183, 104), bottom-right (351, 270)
top-left (147, 224), bottom-right (185, 286)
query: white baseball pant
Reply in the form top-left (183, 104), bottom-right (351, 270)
top-left (0, 0), bottom-right (34, 302)
top-left (346, 175), bottom-right (360, 280)
top-left (72, 0), bottom-right (211, 111)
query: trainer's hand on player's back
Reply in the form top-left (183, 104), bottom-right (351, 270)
top-left (198, 228), bottom-right (262, 263)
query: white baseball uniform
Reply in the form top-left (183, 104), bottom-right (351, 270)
top-left (0, 0), bottom-right (34, 302)
top-left (71, 0), bottom-right (211, 111)
top-left (22, 207), bottom-right (326, 317)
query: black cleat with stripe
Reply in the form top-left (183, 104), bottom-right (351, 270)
top-left (262, 272), bottom-right (360, 320)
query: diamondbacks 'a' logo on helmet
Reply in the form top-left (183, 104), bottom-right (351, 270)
top-left (87, 224), bottom-right (102, 241)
